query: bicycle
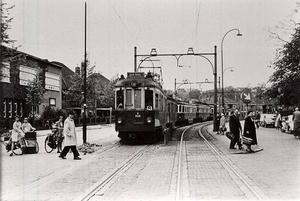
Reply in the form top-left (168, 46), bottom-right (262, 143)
top-left (0, 131), bottom-right (25, 155)
top-left (44, 128), bottom-right (64, 153)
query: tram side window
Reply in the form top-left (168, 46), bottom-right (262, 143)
top-left (116, 90), bottom-right (124, 108)
top-left (155, 93), bottom-right (159, 109)
top-left (145, 89), bottom-right (153, 110)
top-left (134, 89), bottom-right (142, 109)
top-left (126, 89), bottom-right (133, 109)
top-left (159, 95), bottom-right (163, 110)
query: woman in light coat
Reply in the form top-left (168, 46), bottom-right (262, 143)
top-left (58, 111), bottom-right (81, 160)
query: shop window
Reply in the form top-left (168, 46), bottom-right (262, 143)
top-left (49, 98), bottom-right (56, 106)
top-left (3, 100), bottom-right (6, 118)
top-left (1, 62), bottom-right (10, 83)
top-left (19, 65), bottom-right (36, 86)
top-left (45, 72), bottom-right (60, 91)
top-left (9, 100), bottom-right (12, 118)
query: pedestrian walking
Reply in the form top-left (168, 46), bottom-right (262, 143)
top-left (219, 113), bottom-right (226, 135)
top-left (243, 111), bottom-right (258, 153)
top-left (10, 116), bottom-right (25, 156)
top-left (275, 112), bottom-right (282, 130)
top-left (229, 109), bottom-right (243, 150)
top-left (292, 107), bottom-right (300, 138)
top-left (59, 111), bottom-right (81, 160)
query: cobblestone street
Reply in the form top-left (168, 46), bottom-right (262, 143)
top-left (1, 123), bottom-right (300, 200)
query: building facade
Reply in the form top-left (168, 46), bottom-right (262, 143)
top-left (0, 46), bottom-right (62, 129)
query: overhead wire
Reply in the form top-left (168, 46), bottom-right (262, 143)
top-left (108, 0), bottom-right (148, 48)
top-left (193, 1), bottom-right (202, 86)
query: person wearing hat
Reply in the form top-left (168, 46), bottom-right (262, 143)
top-left (59, 110), bottom-right (81, 160)
top-left (229, 109), bottom-right (243, 150)
top-left (10, 116), bottom-right (25, 156)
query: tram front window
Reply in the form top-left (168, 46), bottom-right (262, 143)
top-left (134, 89), bottom-right (142, 109)
top-left (145, 89), bottom-right (153, 110)
top-left (116, 90), bottom-right (124, 108)
top-left (126, 89), bottom-right (133, 109)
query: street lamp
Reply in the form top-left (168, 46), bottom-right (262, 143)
top-left (134, 46), bottom-right (218, 131)
top-left (221, 29), bottom-right (242, 114)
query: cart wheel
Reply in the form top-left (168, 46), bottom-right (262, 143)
top-left (35, 141), bottom-right (39, 153)
top-left (44, 135), bottom-right (53, 153)
top-left (12, 141), bottom-right (24, 155)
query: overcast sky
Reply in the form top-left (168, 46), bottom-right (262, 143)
top-left (4, 0), bottom-right (299, 91)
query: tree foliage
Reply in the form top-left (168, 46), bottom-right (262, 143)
top-left (63, 60), bottom-right (114, 108)
top-left (1, 3), bottom-right (25, 78)
top-left (63, 60), bottom-right (96, 104)
top-left (268, 20), bottom-right (300, 106)
top-left (26, 68), bottom-right (45, 115)
top-left (1, 3), bottom-right (15, 45)
top-left (99, 75), bottom-right (119, 108)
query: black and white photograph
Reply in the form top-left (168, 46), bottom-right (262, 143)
top-left (1, 0), bottom-right (300, 200)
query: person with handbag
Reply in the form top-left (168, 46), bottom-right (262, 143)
top-left (229, 109), bottom-right (243, 150)
top-left (243, 110), bottom-right (258, 153)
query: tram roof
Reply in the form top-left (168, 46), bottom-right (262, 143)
top-left (115, 72), bottom-right (162, 89)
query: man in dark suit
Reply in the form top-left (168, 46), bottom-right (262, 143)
top-left (229, 109), bottom-right (243, 149)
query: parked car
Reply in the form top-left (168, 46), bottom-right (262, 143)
top-left (281, 115), bottom-right (294, 133)
top-left (260, 114), bottom-right (276, 127)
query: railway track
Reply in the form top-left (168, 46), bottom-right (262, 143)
top-left (75, 145), bottom-right (150, 201)
top-left (176, 123), bottom-right (269, 200)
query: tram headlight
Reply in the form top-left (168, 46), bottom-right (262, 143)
top-left (146, 117), bottom-right (152, 124)
top-left (117, 117), bottom-right (123, 124)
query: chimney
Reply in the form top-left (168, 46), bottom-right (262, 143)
top-left (75, 66), bottom-right (80, 75)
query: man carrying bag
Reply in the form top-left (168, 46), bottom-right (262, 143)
top-left (229, 109), bottom-right (243, 150)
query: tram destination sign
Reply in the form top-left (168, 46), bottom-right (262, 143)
top-left (240, 91), bottom-right (252, 104)
top-left (127, 72), bottom-right (144, 77)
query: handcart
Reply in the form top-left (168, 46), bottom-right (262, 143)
top-left (24, 131), bottom-right (39, 154)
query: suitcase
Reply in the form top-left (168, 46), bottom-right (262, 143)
top-left (225, 131), bottom-right (235, 140)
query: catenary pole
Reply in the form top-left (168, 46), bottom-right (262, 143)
top-left (83, 2), bottom-right (87, 143)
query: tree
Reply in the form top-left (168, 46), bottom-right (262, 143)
top-left (1, 3), bottom-right (26, 80)
top-left (63, 60), bottom-right (96, 106)
top-left (1, 3), bottom-right (15, 46)
top-left (99, 75), bottom-right (118, 108)
top-left (268, 24), bottom-right (300, 107)
top-left (266, 3), bottom-right (300, 107)
top-left (26, 68), bottom-right (45, 125)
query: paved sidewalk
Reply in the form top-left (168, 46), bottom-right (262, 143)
top-left (206, 121), bottom-right (300, 200)
top-left (1, 124), bottom-right (120, 201)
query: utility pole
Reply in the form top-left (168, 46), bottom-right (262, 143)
top-left (83, 2), bottom-right (87, 143)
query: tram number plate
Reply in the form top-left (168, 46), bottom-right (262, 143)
top-left (135, 114), bottom-right (141, 118)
